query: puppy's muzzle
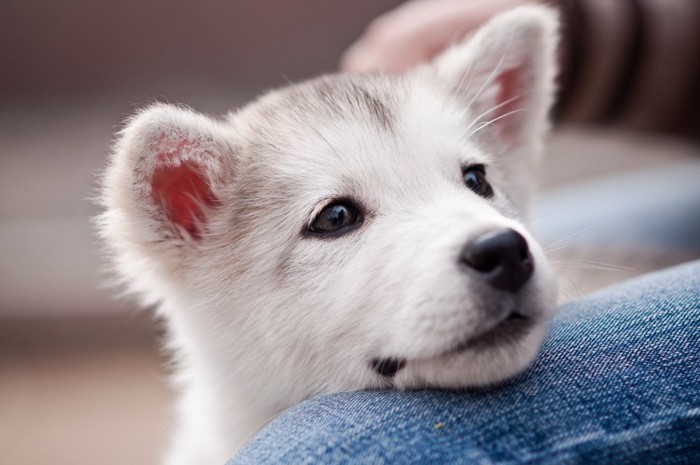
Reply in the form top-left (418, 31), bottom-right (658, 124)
top-left (460, 228), bottom-right (534, 292)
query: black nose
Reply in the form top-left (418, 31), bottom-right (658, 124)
top-left (460, 228), bottom-right (534, 292)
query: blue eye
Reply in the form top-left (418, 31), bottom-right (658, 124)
top-left (309, 202), bottom-right (362, 235)
top-left (463, 164), bottom-right (494, 198)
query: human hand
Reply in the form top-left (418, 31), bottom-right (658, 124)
top-left (341, 0), bottom-right (534, 73)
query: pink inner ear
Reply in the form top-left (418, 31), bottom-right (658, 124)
top-left (151, 162), bottom-right (216, 239)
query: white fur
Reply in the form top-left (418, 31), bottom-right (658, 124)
top-left (98, 6), bottom-right (559, 464)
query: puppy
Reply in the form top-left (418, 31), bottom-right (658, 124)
top-left (98, 6), bottom-right (559, 464)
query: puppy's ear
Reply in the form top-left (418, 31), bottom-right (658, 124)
top-left (102, 104), bottom-right (237, 245)
top-left (431, 5), bottom-right (558, 147)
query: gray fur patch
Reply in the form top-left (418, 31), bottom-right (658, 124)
top-left (256, 75), bottom-right (398, 136)
top-left (312, 78), bottom-right (395, 131)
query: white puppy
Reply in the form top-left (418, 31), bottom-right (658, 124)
top-left (98, 6), bottom-right (559, 464)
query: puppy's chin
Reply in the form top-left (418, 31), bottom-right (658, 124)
top-left (393, 323), bottom-right (548, 389)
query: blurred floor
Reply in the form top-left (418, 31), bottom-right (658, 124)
top-left (0, 316), bottom-right (173, 465)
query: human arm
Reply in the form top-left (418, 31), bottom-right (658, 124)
top-left (341, 0), bottom-right (700, 138)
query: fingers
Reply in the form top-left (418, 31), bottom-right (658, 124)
top-left (340, 24), bottom-right (443, 73)
top-left (340, 0), bottom-right (533, 73)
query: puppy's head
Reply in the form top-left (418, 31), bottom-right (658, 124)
top-left (99, 6), bottom-right (558, 400)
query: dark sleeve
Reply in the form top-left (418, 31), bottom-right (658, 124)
top-left (552, 0), bottom-right (700, 140)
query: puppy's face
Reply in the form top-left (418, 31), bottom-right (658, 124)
top-left (100, 7), bottom-right (558, 403)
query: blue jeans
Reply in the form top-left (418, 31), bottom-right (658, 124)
top-left (228, 260), bottom-right (700, 464)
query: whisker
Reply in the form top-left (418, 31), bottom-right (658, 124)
top-left (543, 225), bottom-right (603, 252)
top-left (544, 243), bottom-right (577, 254)
top-left (280, 73), bottom-right (294, 86)
top-left (556, 276), bottom-right (583, 303)
top-left (467, 108), bottom-right (525, 138)
top-left (461, 27), bottom-right (518, 111)
top-left (464, 53), bottom-right (506, 112)
top-left (550, 259), bottom-right (633, 273)
top-left (456, 60), bottom-right (477, 103)
top-left (465, 94), bottom-right (523, 134)
top-left (311, 126), bottom-right (343, 160)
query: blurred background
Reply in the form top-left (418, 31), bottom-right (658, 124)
top-left (0, 1), bottom-right (698, 465)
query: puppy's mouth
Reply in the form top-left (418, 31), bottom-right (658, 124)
top-left (445, 311), bottom-right (533, 355)
top-left (371, 312), bottom-right (534, 378)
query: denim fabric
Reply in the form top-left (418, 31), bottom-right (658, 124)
top-left (228, 260), bottom-right (700, 464)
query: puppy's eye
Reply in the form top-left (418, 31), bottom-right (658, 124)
top-left (309, 202), bottom-right (362, 235)
top-left (462, 164), bottom-right (494, 198)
